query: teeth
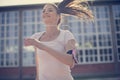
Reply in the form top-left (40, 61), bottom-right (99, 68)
top-left (43, 15), bottom-right (51, 19)
top-left (44, 15), bottom-right (50, 17)
top-left (47, 15), bottom-right (50, 17)
top-left (46, 16), bottom-right (50, 17)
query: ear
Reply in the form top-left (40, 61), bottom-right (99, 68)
top-left (57, 15), bottom-right (61, 25)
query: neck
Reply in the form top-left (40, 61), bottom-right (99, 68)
top-left (45, 25), bottom-right (60, 36)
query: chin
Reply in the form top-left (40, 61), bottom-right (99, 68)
top-left (44, 21), bottom-right (52, 25)
top-left (43, 20), bottom-right (52, 24)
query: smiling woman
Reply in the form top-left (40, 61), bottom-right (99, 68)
top-left (42, 4), bottom-right (61, 26)
top-left (24, 0), bottom-right (93, 80)
top-left (24, 3), bottom-right (77, 80)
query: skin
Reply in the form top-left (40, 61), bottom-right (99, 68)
top-left (24, 4), bottom-right (76, 80)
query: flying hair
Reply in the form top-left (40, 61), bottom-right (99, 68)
top-left (58, 0), bottom-right (94, 20)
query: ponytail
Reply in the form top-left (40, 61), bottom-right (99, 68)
top-left (58, 0), bottom-right (94, 20)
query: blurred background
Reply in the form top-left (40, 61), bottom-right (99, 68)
top-left (0, 0), bottom-right (120, 80)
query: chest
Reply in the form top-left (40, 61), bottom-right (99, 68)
top-left (41, 40), bottom-right (65, 53)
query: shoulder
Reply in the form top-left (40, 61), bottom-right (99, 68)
top-left (64, 30), bottom-right (75, 39)
top-left (60, 29), bottom-right (73, 36)
top-left (61, 29), bottom-right (72, 33)
top-left (31, 31), bottom-right (45, 39)
top-left (60, 29), bottom-right (76, 44)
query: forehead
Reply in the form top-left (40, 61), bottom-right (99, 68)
top-left (43, 4), bottom-right (56, 10)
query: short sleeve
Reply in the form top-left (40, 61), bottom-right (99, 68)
top-left (64, 30), bottom-right (78, 65)
top-left (64, 30), bottom-right (75, 44)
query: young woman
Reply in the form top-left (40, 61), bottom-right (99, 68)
top-left (24, 0), bottom-right (93, 80)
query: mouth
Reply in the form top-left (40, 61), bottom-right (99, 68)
top-left (43, 15), bottom-right (51, 18)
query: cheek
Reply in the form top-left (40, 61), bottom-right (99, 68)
top-left (53, 14), bottom-right (59, 20)
top-left (52, 16), bottom-right (57, 20)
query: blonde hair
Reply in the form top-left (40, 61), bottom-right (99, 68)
top-left (58, 0), bottom-right (94, 20)
top-left (44, 0), bottom-right (94, 24)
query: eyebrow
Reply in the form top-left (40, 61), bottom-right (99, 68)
top-left (43, 8), bottom-right (54, 11)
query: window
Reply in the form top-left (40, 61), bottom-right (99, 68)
top-left (67, 6), bottom-right (114, 64)
top-left (22, 9), bottom-right (44, 67)
top-left (23, 10), bottom-right (35, 23)
top-left (0, 4), bottom-right (119, 67)
top-left (0, 11), bottom-right (19, 67)
top-left (112, 5), bottom-right (120, 62)
top-left (2, 9), bottom-right (43, 67)
top-left (0, 13), bottom-right (5, 24)
top-left (68, 21), bottom-right (81, 34)
top-left (98, 34), bottom-right (112, 47)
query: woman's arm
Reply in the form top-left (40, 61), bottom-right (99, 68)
top-left (35, 39), bottom-right (76, 67)
top-left (24, 38), bottom-right (76, 67)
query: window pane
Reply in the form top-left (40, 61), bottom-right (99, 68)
top-left (113, 5), bottom-right (120, 62)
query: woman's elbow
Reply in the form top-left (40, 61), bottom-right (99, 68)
top-left (69, 59), bottom-right (75, 68)
top-left (70, 59), bottom-right (78, 68)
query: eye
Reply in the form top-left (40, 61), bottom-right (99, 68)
top-left (48, 9), bottom-right (54, 12)
top-left (42, 9), bottom-right (53, 13)
top-left (42, 10), bottom-right (45, 13)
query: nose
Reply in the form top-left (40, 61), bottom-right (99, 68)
top-left (44, 11), bottom-right (48, 14)
top-left (43, 10), bottom-right (49, 14)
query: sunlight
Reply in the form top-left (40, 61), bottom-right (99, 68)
top-left (0, 0), bottom-right (62, 6)
top-left (23, 46), bottom-right (35, 52)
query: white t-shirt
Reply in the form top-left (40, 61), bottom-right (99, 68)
top-left (31, 29), bottom-right (75, 80)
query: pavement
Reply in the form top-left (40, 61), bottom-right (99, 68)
top-left (75, 77), bottom-right (120, 80)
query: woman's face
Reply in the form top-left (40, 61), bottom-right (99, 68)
top-left (42, 4), bottom-right (60, 25)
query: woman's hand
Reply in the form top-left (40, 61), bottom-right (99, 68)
top-left (24, 38), bottom-right (36, 46)
top-left (24, 38), bottom-right (45, 50)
